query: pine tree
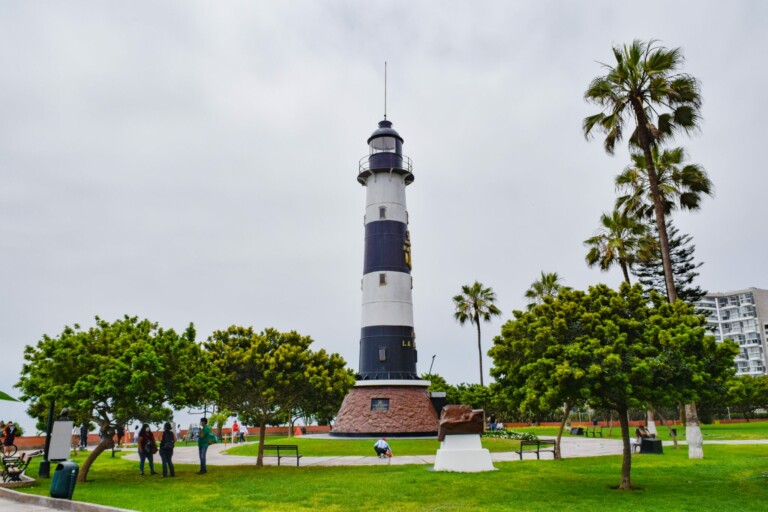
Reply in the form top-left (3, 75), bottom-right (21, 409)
top-left (632, 220), bottom-right (707, 304)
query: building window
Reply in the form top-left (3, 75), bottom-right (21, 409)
top-left (371, 398), bottom-right (390, 412)
top-left (379, 273), bottom-right (387, 285)
top-left (379, 348), bottom-right (387, 362)
top-left (379, 206), bottom-right (386, 219)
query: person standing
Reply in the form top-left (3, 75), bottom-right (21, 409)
top-left (240, 423), bottom-right (248, 443)
top-left (159, 422), bottom-right (176, 477)
top-left (197, 418), bottom-right (215, 474)
top-left (116, 425), bottom-right (125, 447)
top-left (176, 423), bottom-right (182, 443)
top-left (2, 421), bottom-right (16, 456)
top-left (79, 422), bottom-right (88, 449)
top-left (137, 424), bottom-right (158, 476)
top-left (232, 420), bottom-right (240, 443)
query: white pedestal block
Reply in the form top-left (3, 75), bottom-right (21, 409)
top-left (433, 434), bottom-right (496, 472)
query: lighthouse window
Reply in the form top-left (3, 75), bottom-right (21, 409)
top-left (370, 136), bottom-right (396, 154)
top-left (378, 348), bottom-right (387, 361)
top-left (379, 273), bottom-right (387, 285)
top-left (379, 206), bottom-right (387, 219)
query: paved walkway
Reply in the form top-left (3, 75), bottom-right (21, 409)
top-left (3, 437), bottom-right (767, 511)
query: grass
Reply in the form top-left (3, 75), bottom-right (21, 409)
top-left (509, 420), bottom-right (768, 441)
top-left (225, 436), bottom-right (520, 456)
top-left (16, 435), bottom-right (768, 511)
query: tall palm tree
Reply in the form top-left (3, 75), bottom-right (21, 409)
top-left (616, 146), bottom-right (714, 219)
top-left (453, 281), bottom-right (501, 387)
top-left (524, 271), bottom-right (565, 308)
top-left (584, 39), bottom-right (702, 303)
top-left (584, 210), bottom-right (647, 284)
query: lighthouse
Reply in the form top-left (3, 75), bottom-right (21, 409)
top-left (332, 119), bottom-right (439, 437)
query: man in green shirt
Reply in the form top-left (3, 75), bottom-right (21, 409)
top-left (197, 418), bottom-right (214, 474)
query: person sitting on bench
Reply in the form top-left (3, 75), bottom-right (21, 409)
top-left (631, 426), bottom-right (652, 452)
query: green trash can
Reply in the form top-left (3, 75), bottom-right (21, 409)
top-left (50, 461), bottom-right (79, 499)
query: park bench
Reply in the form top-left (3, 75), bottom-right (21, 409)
top-left (585, 426), bottom-right (603, 438)
top-left (568, 427), bottom-right (584, 436)
top-left (262, 444), bottom-right (303, 466)
top-left (515, 439), bottom-right (556, 460)
top-left (2, 451), bottom-right (43, 482)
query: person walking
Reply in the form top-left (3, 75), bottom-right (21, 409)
top-left (137, 424), bottom-right (158, 476)
top-left (197, 417), bottom-right (215, 474)
top-left (159, 422), bottom-right (176, 477)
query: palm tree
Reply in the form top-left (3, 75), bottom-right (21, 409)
top-left (453, 281), bottom-right (501, 387)
top-left (584, 210), bottom-right (647, 284)
top-left (584, 40), bottom-right (702, 303)
top-left (616, 146), bottom-right (713, 220)
top-left (524, 271), bottom-right (565, 308)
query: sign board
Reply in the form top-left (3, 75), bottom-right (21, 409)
top-left (49, 420), bottom-right (74, 460)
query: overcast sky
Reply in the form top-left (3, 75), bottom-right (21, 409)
top-left (2, 1), bottom-right (766, 432)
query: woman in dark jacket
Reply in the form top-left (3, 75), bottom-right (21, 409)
top-left (137, 424), bottom-right (158, 476)
top-left (159, 422), bottom-right (176, 477)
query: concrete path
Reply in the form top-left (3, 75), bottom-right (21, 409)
top-left (4, 436), bottom-right (768, 511)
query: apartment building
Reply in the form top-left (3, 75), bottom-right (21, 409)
top-left (696, 288), bottom-right (768, 376)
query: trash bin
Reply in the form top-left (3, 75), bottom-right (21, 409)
top-left (50, 461), bottom-right (79, 499)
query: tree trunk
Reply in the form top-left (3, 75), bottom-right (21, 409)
top-left (77, 421), bottom-right (115, 483)
top-left (256, 422), bottom-right (266, 467)
top-left (617, 408), bottom-right (633, 490)
top-left (646, 410), bottom-right (657, 436)
top-left (475, 317), bottom-right (484, 387)
top-left (686, 402), bottom-right (704, 459)
top-left (555, 402), bottom-right (571, 460)
top-left (620, 262), bottom-right (631, 284)
top-left (630, 99), bottom-right (677, 302)
top-left (77, 439), bottom-right (112, 482)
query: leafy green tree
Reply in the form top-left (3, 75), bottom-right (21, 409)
top-left (490, 284), bottom-right (737, 489)
top-left (632, 221), bottom-right (707, 304)
top-left (491, 288), bottom-right (594, 458)
top-left (16, 316), bottom-right (211, 482)
top-left (453, 281), bottom-right (502, 386)
top-left (205, 326), bottom-right (354, 466)
top-left (584, 40), bottom-right (702, 303)
top-left (420, 373), bottom-right (460, 404)
top-left (524, 271), bottom-right (566, 309)
top-left (453, 383), bottom-right (494, 413)
top-left (727, 375), bottom-right (768, 421)
top-left (616, 146), bottom-right (713, 221)
top-left (584, 210), bottom-right (647, 283)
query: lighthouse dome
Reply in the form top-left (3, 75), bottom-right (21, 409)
top-left (367, 119), bottom-right (404, 146)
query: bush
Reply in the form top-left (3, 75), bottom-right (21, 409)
top-left (483, 428), bottom-right (537, 441)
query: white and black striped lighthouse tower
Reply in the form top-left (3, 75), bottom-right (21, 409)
top-left (332, 118), bottom-right (439, 437)
top-left (358, 119), bottom-right (417, 380)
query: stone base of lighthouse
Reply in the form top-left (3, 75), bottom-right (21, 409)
top-left (331, 380), bottom-right (439, 437)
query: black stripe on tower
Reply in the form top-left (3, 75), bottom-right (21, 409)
top-left (363, 220), bottom-right (410, 274)
top-left (359, 325), bottom-right (418, 380)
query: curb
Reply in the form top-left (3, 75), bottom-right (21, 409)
top-left (0, 486), bottom-right (135, 512)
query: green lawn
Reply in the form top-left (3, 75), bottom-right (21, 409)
top-left (225, 436), bottom-right (519, 456)
top-left (511, 420), bottom-right (768, 441)
top-left (17, 442), bottom-right (768, 511)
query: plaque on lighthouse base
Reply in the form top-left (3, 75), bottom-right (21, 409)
top-left (331, 380), bottom-right (438, 437)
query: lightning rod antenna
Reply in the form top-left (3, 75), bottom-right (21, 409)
top-left (384, 61), bottom-right (387, 120)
